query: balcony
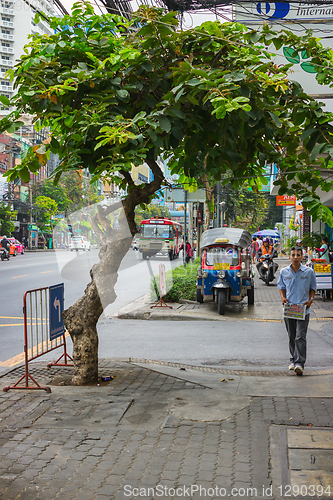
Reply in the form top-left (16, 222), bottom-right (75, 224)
top-left (0, 46), bottom-right (13, 54)
top-left (0, 7), bottom-right (13, 15)
top-left (0, 59), bottom-right (13, 67)
top-left (0, 84), bottom-right (12, 91)
top-left (0, 21), bottom-right (13, 28)
top-left (0, 33), bottom-right (13, 41)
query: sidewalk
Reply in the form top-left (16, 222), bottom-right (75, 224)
top-left (1, 359), bottom-right (333, 500)
top-left (115, 264), bottom-right (333, 323)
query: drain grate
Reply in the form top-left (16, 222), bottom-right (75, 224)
top-left (270, 426), bottom-right (333, 498)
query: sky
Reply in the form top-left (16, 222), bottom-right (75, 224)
top-left (60, 0), bottom-right (231, 26)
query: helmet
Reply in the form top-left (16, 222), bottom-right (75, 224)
top-left (263, 238), bottom-right (269, 243)
top-left (2, 235), bottom-right (6, 239)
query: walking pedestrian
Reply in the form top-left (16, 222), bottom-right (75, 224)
top-left (251, 237), bottom-right (259, 264)
top-left (277, 246), bottom-right (317, 376)
top-left (179, 240), bottom-right (193, 264)
top-left (296, 239), bottom-right (306, 260)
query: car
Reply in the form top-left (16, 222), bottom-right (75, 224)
top-left (0, 237), bottom-right (16, 256)
top-left (69, 236), bottom-right (91, 251)
top-left (8, 237), bottom-right (25, 255)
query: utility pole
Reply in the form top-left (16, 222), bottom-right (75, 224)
top-left (216, 181), bottom-right (221, 228)
top-left (183, 189), bottom-right (187, 266)
top-left (29, 183), bottom-right (33, 249)
top-left (188, 202), bottom-right (193, 251)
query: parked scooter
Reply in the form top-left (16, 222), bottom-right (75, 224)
top-left (257, 253), bottom-right (278, 286)
top-left (0, 247), bottom-right (10, 261)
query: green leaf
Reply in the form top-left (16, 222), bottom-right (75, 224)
top-left (309, 143), bottom-right (324, 162)
top-left (0, 95), bottom-right (10, 106)
top-left (158, 116), bottom-right (171, 133)
top-left (268, 111), bottom-right (282, 128)
top-left (250, 31), bottom-right (261, 43)
top-left (7, 121), bottom-right (24, 133)
top-left (20, 167), bottom-right (31, 183)
top-left (301, 128), bottom-right (316, 141)
top-left (186, 94), bottom-right (199, 105)
top-left (72, 134), bottom-right (82, 141)
top-left (65, 116), bottom-right (74, 128)
top-left (171, 127), bottom-right (183, 140)
top-left (116, 89), bottom-right (129, 99)
top-left (175, 88), bottom-right (185, 101)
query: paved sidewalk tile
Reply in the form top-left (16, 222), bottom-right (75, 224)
top-left (1, 361), bottom-right (333, 499)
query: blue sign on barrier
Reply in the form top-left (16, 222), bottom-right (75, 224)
top-left (49, 283), bottom-right (65, 341)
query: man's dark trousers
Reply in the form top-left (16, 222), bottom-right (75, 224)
top-left (284, 315), bottom-right (310, 368)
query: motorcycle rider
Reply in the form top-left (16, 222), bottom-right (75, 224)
top-left (257, 238), bottom-right (278, 279)
top-left (1, 235), bottom-right (10, 258)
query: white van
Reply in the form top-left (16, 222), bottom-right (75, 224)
top-left (69, 236), bottom-right (91, 251)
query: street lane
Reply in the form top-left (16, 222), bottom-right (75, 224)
top-left (97, 318), bottom-right (333, 372)
top-left (0, 248), bottom-right (182, 368)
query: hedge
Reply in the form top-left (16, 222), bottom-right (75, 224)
top-left (150, 258), bottom-right (200, 302)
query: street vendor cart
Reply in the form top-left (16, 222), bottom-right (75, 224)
top-left (310, 259), bottom-right (333, 300)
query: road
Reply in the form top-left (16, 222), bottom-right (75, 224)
top-left (0, 248), bottom-right (182, 369)
top-left (2, 250), bottom-right (333, 375)
top-left (96, 318), bottom-right (333, 372)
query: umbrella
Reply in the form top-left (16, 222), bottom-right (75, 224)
top-left (252, 229), bottom-right (280, 238)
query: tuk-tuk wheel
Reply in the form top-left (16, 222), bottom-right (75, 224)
top-left (217, 290), bottom-right (226, 315)
top-left (196, 288), bottom-right (203, 304)
top-left (247, 285), bottom-right (254, 305)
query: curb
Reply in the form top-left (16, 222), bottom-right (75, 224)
top-left (118, 310), bottom-right (333, 322)
top-left (130, 358), bottom-right (333, 377)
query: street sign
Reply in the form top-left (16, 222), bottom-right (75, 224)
top-left (28, 224), bottom-right (38, 231)
top-left (49, 283), bottom-right (65, 341)
top-left (276, 195), bottom-right (296, 206)
top-left (165, 188), bottom-right (206, 203)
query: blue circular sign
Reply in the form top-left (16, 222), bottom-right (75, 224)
top-left (255, 2), bottom-right (290, 18)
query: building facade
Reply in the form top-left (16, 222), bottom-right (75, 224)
top-left (0, 0), bottom-right (55, 108)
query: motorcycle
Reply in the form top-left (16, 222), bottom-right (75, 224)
top-left (0, 247), bottom-right (10, 261)
top-left (257, 253), bottom-right (278, 286)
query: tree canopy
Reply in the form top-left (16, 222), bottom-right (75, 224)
top-left (0, 202), bottom-right (16, 236)
top-left (2, 4), bottom-right (333, 227)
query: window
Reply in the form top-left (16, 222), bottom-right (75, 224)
top-left (2, 29), bottom-right (10, 34)
top-left (1, 81), bottom-right (9, 85)
top-left (2, 17), bottom-right (10, 22)
top-left (141, 224), bottom-right (172, 239)
top-left (205, 247), bottom-right (240, 267)
top-left (1, 42), bottom-right (9, 46)
top-left (1, 55), bottom-right (9, 60)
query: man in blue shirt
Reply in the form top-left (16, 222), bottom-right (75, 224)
top-left (277, 246), bottom-right (317, 376)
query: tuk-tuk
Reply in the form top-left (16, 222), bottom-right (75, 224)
top-left (196, 228), bottom-right (254, 315)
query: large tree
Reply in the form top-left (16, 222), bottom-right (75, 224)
top-left (2, 4), bottom-right (333, 383)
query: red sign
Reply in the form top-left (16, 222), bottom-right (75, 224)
top-left (197, 209), bottom-right (203, 224)
top-left (276, 195), bottom-right (296, 206)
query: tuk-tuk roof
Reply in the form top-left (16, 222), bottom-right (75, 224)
top-left (200, 228), bottom-right (251, 250)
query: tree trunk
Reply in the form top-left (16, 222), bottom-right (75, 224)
top-left (62, 159), bottom-right (164, 385)
top-left (62, 215), bottom-right (132, 385)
